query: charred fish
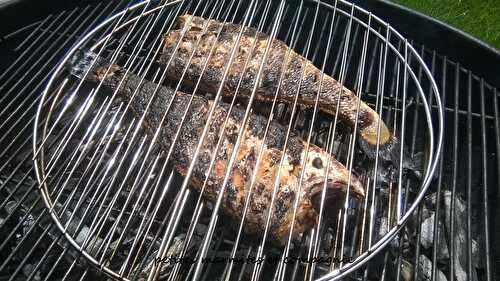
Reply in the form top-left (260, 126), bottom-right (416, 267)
top-left (69, 51), bottom-right (364, 245)
top-left (160, 15), bottom-right (399, 164)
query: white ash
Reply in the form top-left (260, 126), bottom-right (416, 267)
top-left (441, 191), bottom-right (479, 281)
top-left (416, 255), bottom-right (447, 281)
top-left (22, 263), bottom-right (41, 281)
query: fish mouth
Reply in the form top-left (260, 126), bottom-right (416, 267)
top-left (307, 176), bottom-right (364, 199)
top-left (308, 177), bottom-right (365, 215)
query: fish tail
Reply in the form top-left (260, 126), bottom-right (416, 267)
top-left (359, 135), bottom-right (428, 180)
top-left (359, 134), bottom-right (401, 166)
top-left (66, 50), bottom-right (110, 81)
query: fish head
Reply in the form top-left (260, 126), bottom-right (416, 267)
top-left (302, 146), bottom-right (365, 214)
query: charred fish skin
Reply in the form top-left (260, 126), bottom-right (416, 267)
top-left (160, 14), bottom-right (400, 165)
top-left (69, 51), bottom-right (364, 245)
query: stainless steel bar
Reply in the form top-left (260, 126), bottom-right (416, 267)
top-left (366, 46), bottom-right (383, 252)
top-left (51, 99), bottom-right (119, 218)
top-left (363, 30), bottom-right (382, 94)
top-left (5, 18), bottom-right (48, 51)
top-left (168, 1), bottom-right (275, 278)
top-left (448, 62), bottom-right (460, 281)
top-left (170, 2), bottom-right (277, 280)
top-left (6, 221), bottom-right (56, 281)
top-left (24, 231), bottom-right (64, 281)
top-left (250, 1), bottom-right (320, 278)
top-left (86, 0), bottom-right (238, 276)
top-left (309, 122), bottom-right (335, 280)
top-left (279, 2), bottom-right (325, 275)
top-left (329, 204), bottom-right (343, 271)
top-left (51, 5), bottom-right (193, 251)
top-left (58, 114), bottom-right (135, 232)
top-left (41, 248), bottom-right (71, 281)
top-left (336, 4), bottom-right (358, 268)
top-left (409, 45), bottom-right (425, 281)
top-left (355, 17), bottom-right (373, 261)
top-left (0, 13), bottom-right (63, 88)
top-left (99, 153), bottom-right (162, 265)
top-left (34, 12), bottom-right (145, 164)
top-left (0, 167), bottom-right (33, 211)
top-left (392, 40), bottom-right (413, 281)
top-left (9, 2), bottom-right (117, 156)
top-left (41, 90), bottom-right (97, 179)
top-left (0, 7), bottom-right (84, 118)
top-left (221, 3), bottom-right (305, 279)
top-left (0, 120), bottom-right (73, 252)
top-left (0, 203), bottom-right (48, 272)
top-left (62, 120), bottom-right (138, 244)
top-left (34, 0), bottom-right (162, 163)
top-left (431, 54), bottom-right (448, 281)
top-left (199, 223), bottom-right (225, 281)
top-left (52, 1), bottom-right (189, 252)
top-left (479, 78), bottom-right (493, 281)
top-left (466, 71), bottom-right (473, 280)
top-left (129, 182), bottom-right (183, 280)
top-left (125, 170), bottom-right (175, 278)
top-left (80, 136), bottom-right (148, 251)
top-left (92, 154), bottom-right (159, 262)
top-left (0, 81), bottom-right (66, 165)
top-left (63, 0), bottom-right (188, 264)
top-left (144, 1), bottom-right (270, 279)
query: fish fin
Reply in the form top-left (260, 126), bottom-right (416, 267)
top-left (358, 134), bottom-right (401, 167)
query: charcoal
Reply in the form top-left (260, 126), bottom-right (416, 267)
top-left (400, 259), bottom-right (413, 281)
top-left (377, 216), bottom-right (399, 250)
top-left (5, 200), bottom-right (18, 214)
top-left (419, 212), bottom-right (449, 260)
top-left (136, 233), bottom-right (195, 281)
top-left (416, 255), bottom-right (447, 281)
top-left (442, 191), bottom-right (479, 281)
top-left (22, 263), bottom-right (41, 281)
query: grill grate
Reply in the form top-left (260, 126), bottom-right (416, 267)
top-left (32, 0), bottom-right (442, 279)
top-left (0, 0), bottom-right (497, 281)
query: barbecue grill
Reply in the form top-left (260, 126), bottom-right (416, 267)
top-left (0, 0), bottom-right (498, 281)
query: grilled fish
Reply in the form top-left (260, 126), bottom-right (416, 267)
top-left (160, 15), bottom-right (399, 164)
top-left (70, 51), bottom-right (364, 245)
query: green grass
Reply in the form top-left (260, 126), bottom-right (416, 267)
top-left (396, 0), bottom-right (500, 49)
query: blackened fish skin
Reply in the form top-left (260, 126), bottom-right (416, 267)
top-left (159, 15), bottom-right (399, 163)
top-left (70, 52), bottom-right (364, 245)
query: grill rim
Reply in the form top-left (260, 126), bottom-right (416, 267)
top-left (352, 0), bottom-right (500, 89)
top-left (30, 0), bottom-right (444, 280)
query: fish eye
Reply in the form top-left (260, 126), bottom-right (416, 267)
top-left (312, 157), bottom-right (323, 169)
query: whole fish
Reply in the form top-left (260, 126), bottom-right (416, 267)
top-left (160, 15), bottom-right (399, 164)
top-left (69, 51), bottom-right (364, 245)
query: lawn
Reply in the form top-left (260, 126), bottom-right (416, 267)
top-left (396, 0), bottom-right (500, 50)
